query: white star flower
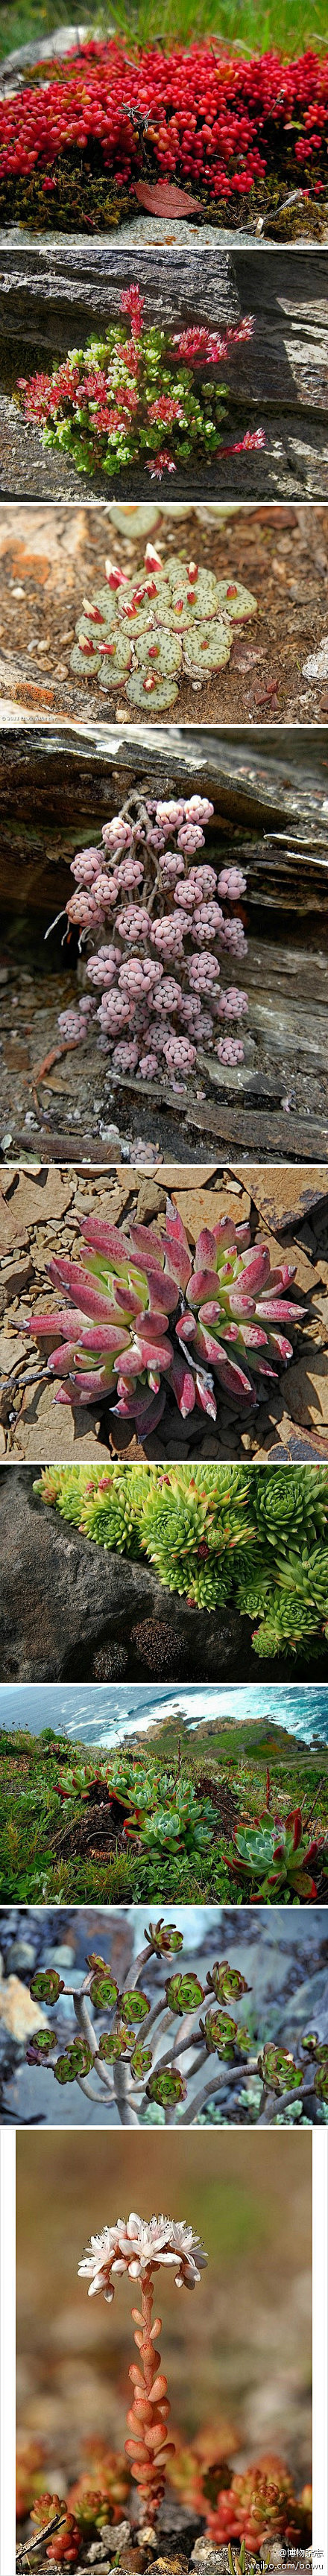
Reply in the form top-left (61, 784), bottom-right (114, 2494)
top-left (78, 2213), bottom-right (207, 2303)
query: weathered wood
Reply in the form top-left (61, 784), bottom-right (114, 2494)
top-left (0, 723), bottom-right (291, 834)
top-left (106, 1068), bottom-right (328, 1157)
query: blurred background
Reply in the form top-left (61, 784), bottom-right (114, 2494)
top-left (16, 2128), bottom-right (312, 2489)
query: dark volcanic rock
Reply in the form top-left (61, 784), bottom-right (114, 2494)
top-left (1, 1468), bottom-right (328, 1684)
top-left (0, 1468), bottom-right (250, 1684)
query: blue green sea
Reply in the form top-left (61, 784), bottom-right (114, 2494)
top-left (0, 1683), bottom-right (327, 1748)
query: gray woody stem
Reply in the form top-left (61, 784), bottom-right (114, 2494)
top-left (180, 2056), bottom-right (260, 2124)
top-left (113, 2059), bottom-right (139, 2125)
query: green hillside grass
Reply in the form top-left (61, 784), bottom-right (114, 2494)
top-left (1, 1722), bottom-right (327, 1906)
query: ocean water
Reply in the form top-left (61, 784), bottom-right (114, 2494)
top-left (1, 1681), bottom-right (327, 1748)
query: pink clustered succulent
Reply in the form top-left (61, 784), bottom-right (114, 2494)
top-left (26, 1198), bottom-right (305, 1436)
top-left (57, 787), bottom-right (249, 1093)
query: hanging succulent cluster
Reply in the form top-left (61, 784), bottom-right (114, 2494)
top-left (56, 778), bottom-right (251, 1090)
top-left (25, 1200), bottom-right (305, 1438)
top-left (69, 542), bottom-right (257, 708)
top-left (34, 1462), bottom-right (328, 1657)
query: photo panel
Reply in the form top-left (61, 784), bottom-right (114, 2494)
top-left (0, 4), bottom-right (327, 2565)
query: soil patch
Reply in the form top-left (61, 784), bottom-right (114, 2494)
top-left (195, 1771), bottom-right (240, 1835)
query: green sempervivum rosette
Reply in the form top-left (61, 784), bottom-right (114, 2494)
top-left (146, 1918), bottom-right (183, 1956)
top-left (89, 1972), bottom-right (119, 2011)
top-left (54, 2040), bottom-right (95, 2084)
top-left (98, 2031), bottom-right (130, 2061)
top-left (130, 2043), bottom-right (154, 2080)
top-left (30, 1969), bottom-right (65, 2005)
top-left (253, 1465), bottom-right (328, 1547)
top-left (201, 2008), bottom-right (242, 2061)
top-left (258, 2045), bottom-right (302, 2095)
top-left (207, 1961), bottom-right (250, 2002)
top-left (165, 1973), bottom-right (204, 2014)
top-left (119, 1990), bottom-right (151, 2025)
top-left (146, 2066), bottom-right (187, 2107)
top-left (27, 2028), bottom-right (54, 2063)
top-left (78, 1471), bottom-right (144, 1555)
top-left (303, 2038), bottom-right (328, 2104)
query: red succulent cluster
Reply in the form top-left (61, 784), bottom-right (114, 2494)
top-left (204, 2452), bottom-right (311, 2549)
top-left (19, 294), bottom-right (263, 478)
top-left (171, 2439), bottom-right (312, 2552)
top-left (1, 40), bottom-right (327, 207)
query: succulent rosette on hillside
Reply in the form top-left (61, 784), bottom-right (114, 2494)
top-left (25, 1199), bottom-right (306, 1436)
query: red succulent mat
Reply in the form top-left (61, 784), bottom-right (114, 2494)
top-left (0, 40), bottom-right (327, 236)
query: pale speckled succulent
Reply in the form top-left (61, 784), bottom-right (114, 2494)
top-left (71, 543), bottom-right (257, 710)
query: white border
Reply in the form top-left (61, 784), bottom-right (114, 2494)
top-left (1, 2131), bottom-right (16, 2576)
top-left (313, 2130), bottom-right (327, 2569)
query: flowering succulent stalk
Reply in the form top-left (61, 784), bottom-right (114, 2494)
top-left (25, 1197), bottom-right (305, 1437)
top-left (78, 2213), bottom-right (207, 2520)
top-left (53, 784), bottom-right (251, 1101)
top-left (19, 287), bottom-right (264, 482)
